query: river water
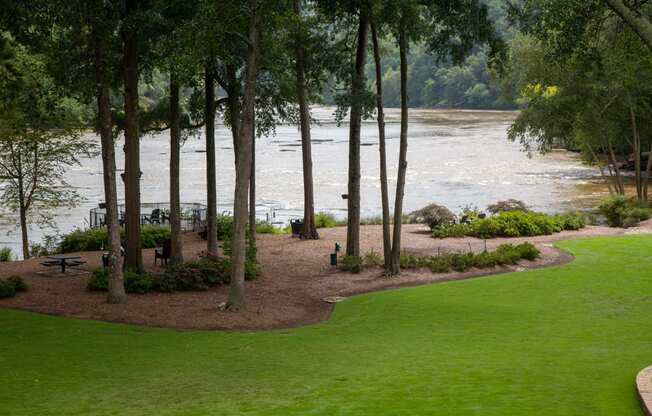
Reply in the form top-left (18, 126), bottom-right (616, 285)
top-left (0, 107), bottom-right (607, 258)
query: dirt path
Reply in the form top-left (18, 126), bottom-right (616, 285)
top-left (0, 223), bottom-right (639, 330)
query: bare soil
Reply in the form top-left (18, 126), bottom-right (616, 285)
top-left (0, 223), bottom-right (636, 330)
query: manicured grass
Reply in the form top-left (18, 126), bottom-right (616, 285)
top-left (2, 235), bottom-right (652, 415)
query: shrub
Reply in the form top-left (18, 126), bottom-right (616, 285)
top-left (427, 255), bottom-right (452, 273)
top-left (123, 271), bottom-right (153, 294)
top-left (255, 222), bottom-right (288, 234)
top-left (487, 199), bottom-right (529, 214)
top-left (598, 196), bottom-right (652, 228)
top-left (554, 211), bottom-right (586, 230)
top-left (315, 212), bottom-right (345, 228)
top-left (516, 242), bottom-right (540, 261)
top-left (598, 196), bottom-right (629, 227)
top-left (450, 253), bottom-right (475, 272)
top-left (410, 204), bottom-right (457, 229)
top-left (494, 244), bottom-right (523, 265)
top-left (399, 253), bottom-right (423, 269)
top-left (7, 276), bottom-right (27, 292)
top-left (151, 271), bottom-right (178, 293)
top-left (340, 255), bottom-right (362, 273)
top-left (216, 214), bottom-right (234, 240)
top-left (432, 210), bottom-right (583, 239)
top-left (363, 250), bottom-right (383, 267)
top-left (0, 280), bottom-right (16, 298)
top-left (0, 248), bottom-right (12, 262)
top-left (60, 226), bottom-right (170, 253)
top-left (87, 268), bottom-right (109, 291)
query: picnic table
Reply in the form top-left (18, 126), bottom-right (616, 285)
top-left (41, 255), bottom-right (86, 274)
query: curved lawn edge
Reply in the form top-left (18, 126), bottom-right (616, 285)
top-left (637, 366), bottom-right (652, 416)
top-left (0, 242), bottom-right (579, 332)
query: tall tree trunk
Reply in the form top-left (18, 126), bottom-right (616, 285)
top-left (604, 0), bottom-right (652, 53)
top-left (371, 22), bottom-right (391, 271)
top-left (169, 75), bottom-right (183, 265)
top-left (249, 112), bottom-right (256, 244)
top-left (205, 65), bottom-right (218, 257)
top-left (227, 65), bottom-right (240, 166)
top-left (389, 21), bottom-right (409, 275)
top-left (629, 102), bottom-right (643, 200)
top-left (643, 146), bottom-right (652, 200)
top-left (228, 2), bottom-right (259, 311)
top-left (345, 8), bottom-right (369, 257)
top-left (294, 0), bottom-right (319, 240)
top-left (95, 35), bottom-right (126, 303)
top-left (19, 202), bottom-right (29, 260)
top-left (122, 3), bottom-right (143, 273)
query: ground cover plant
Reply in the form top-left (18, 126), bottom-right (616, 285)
top-left (0, 276), bottom-right (27, 298)
top-left (1, 235), bottom-right (652, 414)
top-left (341, 243), bottom-right (540, 274)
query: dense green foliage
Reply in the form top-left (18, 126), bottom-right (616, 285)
top-left (59, 226), bottom-right (171, 253)
top-left (342, 242), bottom-right (539, 274)
top-left (88, 254), bottom-right (258, 294)
top-left (0, 247), bottom-right (11, 262)
top-left (432, 210), bottom-right (585, 239)
top-left (3, 235), bottom-right (652, 414)
top-left (598, 196), bottom-right (652, 228)
top-left (0, 275), bottom-right (26, 298)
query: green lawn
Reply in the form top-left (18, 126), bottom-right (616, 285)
top-left (2, 235), bottom-right (652, 415)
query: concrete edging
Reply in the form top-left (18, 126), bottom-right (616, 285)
top-left (636, 366), bottom-right (652, 416)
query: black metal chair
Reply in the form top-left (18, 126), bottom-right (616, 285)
top-left (149, 208), bottom-right (162, 224)
top-left (290, 219), bottom-right (304, 237)
top-left (154, 238), bottom-right (172, 265)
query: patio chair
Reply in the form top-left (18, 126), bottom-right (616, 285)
top-left (154, 238), bottom-right (171, 265)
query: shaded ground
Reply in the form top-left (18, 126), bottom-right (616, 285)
top-left (0, 223), bottom-right (633, 330)
top-left (2, 235), bottom-right (652, 415)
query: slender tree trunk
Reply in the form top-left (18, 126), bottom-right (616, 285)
top-left (643, 146), bottom-right (652, 200)
top-left (227, 65), bottom-right (240, 166)
top-left (95, 35), bottom-right (126, 303)
top-left (371, 22), bottom-right (391, 271)
top-left (587, 143), bottom-right (614, 196)
top-left (249, 112), bottom-right (256, 244)
top-left (19, 203), bottom-right (29, 260)
top-left (346, 9), bottom-right (369, 257)
top-left (293, 0), bottom-right (319, 240)
top-left (122, 4), bottom-right (143, 273)
top-left (604, 0), bottom-right (652, 53)
top-left (205, 65), bottom-right (219, 257)
top-left (608, 141), bottom-right (625, 195)
top-left (169, 75), bottom-right (183, 265)
top-left (389, 21), bottom-right (410, 275)
top-left (629, 103), bottom-right (643, 200)
top-left (228, 3), bottom-right (259, 311)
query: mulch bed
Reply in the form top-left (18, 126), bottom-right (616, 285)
top-left (0, 224), bottom-right (629, 330)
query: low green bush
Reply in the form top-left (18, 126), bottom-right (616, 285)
top-left (123, 271), bottom-right (153, 294)
top-left (216, 215), bottom-right (234, 240)
top-left (393, 243), bottom-right (540, 275)
top-left (0, 276), bottom-right (27, 298)
top-left (0, 248), bottom-right (12, 262)
top-left (409, 204), bottom-right (457, 229)
top-left (315, 212), bottom-right (346, 228)
top-left (88, 268), bottom-right (153, 294)
top-left (87, 268), bottom-right (109, 291)
top-left (0, 280), bottom-right (16, 298)
top-left (432, 210), bottom-right (584, 239)
top-left (60, 226), bottom-right (170, 253)
top-left (7, 276), bottom-right (27, 292)
top-left (363, 250), bottom-right (383, 267)
top-left (340, 255), bottom-right (362, 273)
top-left (598, 196), bottom-right (652, 228)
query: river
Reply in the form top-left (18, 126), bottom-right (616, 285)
top-left (0, 107), bottom-right (608, 258)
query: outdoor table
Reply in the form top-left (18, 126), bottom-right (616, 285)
top-left (44, 255), bottom-right (83, 273)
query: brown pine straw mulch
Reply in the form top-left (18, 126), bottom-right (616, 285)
top-left (0, 223), bottom-right (638, 330)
